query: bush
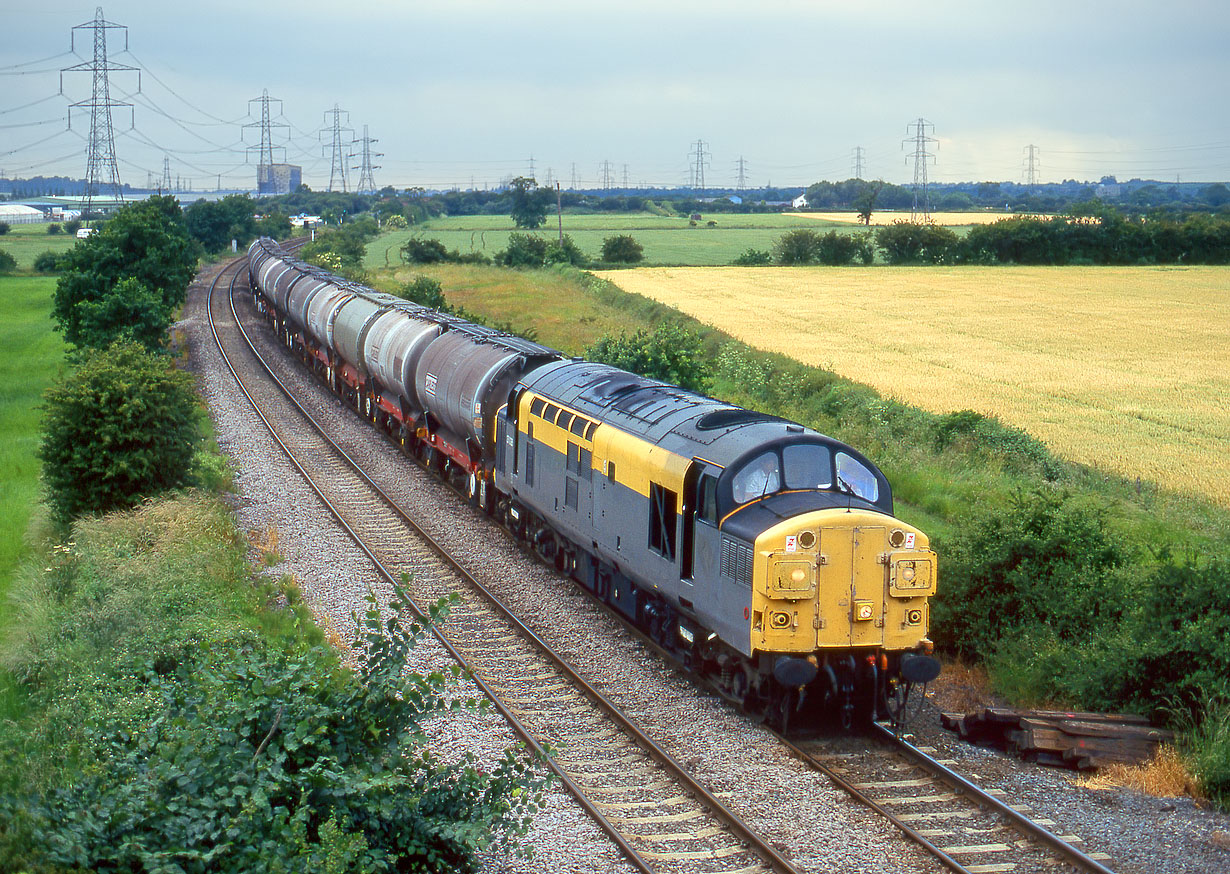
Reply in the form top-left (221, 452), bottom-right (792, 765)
top-left (39, 340), bottom-right (200, 522)
top-left (0, 221), bottom-right (9, 235)
top-left (773, 229), bottom-right (822, 264)
top-left (875, 221), bottom-right (959, 264)
top-left (732, 248), bottom-right (773, 266)
top-left (396, 275), bottom-right (448, 309)
top-left (65, 219), bottom-right (81, 235)
top-left (600, 234), bottom-right (644, 264)
top-left (544, 234), bottom-right (588, 267)
top-left (0, 250), bottom-right (15, 272)
top-left (384, 213), bottom-right (408, 229)
top-left (47, 222), bottom-right (63, 235)
top-left (496, 233), bottom-right (550, 267)
top-left (585, 322), bottom-right (711, 393)
top-left (33, 250), bottom-right (65, 272)
top-left (401, 236), bottom-right (450, 264)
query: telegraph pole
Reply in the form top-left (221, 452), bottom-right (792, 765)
top-left (62, 7), bottom-right (137, 221)
top-left (320, 104), bottom-right (353, 193)
top-left (902, 118), bottom-right (938, 221)
top-left (853, 146), bottom-right (866, 180)
top-left (351, 124), bottom-right (382, 194)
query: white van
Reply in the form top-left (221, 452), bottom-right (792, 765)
top-left (75, 227), bottom-right (97, 239)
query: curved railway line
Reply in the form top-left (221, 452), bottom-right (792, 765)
top-left (205, 248), bottom-right (1122, 874)
top-left (208, 251), bottom-right (802, 874)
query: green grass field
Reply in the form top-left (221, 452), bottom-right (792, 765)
top-left (0, 222), bottom-right (78, 270)
top-left (365, 211), bottom-right (865, 268)
top-left (0, 276), bottom-right (65, 611)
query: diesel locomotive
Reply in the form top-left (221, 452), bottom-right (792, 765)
top-left (248, 237), bottom-right (940, 728)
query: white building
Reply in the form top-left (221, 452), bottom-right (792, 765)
top-left (0, 203), bottom-right (48, 224)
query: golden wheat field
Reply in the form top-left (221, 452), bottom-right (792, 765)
top-left (793, 211), bottom-right (1049, 226)
top-left (605, 266), bottom-right (1230, 506)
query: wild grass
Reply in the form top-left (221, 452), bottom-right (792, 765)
top-left (0, 223), bottom-right (77, 270)
top-left (1080, 745), bottom-right (1201, 800)
top-left (605, 265), bottom-right (1230, 508)
top-left (0, 276), bottom-right (65, 615)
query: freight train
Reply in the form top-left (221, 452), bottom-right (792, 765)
top-left (247, 237), bottom-right (940, 728)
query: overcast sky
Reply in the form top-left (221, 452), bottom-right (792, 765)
top-left (3, 1), bottom-right (1228, 192)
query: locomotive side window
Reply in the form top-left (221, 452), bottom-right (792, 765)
top-left (732, 451), bottom-right (780, 504)
top-left (543, 403), bottom-right (559, 423)
top-left (835, 452), bottom-right (878, 502)
top-left (557, 411), bottom-right (575, 431)
top-left (570, 416), bottom-right (588, 437)
top-left (783, 444), bottom-right (832, 490)
top-left (585, 421), bottom-right (599, 440)
top-left (530, 398), bottom-right (546, 418)
top-left (648, 483), bottom-right (678, 561)
top-left (698, 474), bottom-right (719, 524)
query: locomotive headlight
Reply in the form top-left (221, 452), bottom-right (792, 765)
top-left (900, 562), bottom-right (916, 582)
top-left (790, 568), bottom-right (806, 584)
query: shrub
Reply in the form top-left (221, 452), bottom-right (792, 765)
top-left (585, 322), bottom-right (711, 393)
top-left (0, 250), bottom-right (15, 272)
top-left (397, 275), bottom-right (448, 309)
top-left (33, 250), bottom-right (65, 272)
top-left (39, 340), bottom-right (200, 522)
top-left (544, 234), bottom-right (588, 267)
top-left (401, 236), bottom-right (450, 264)
top-left (384, 213), bottom-right (408, 230)
top-left (0, 221), bottom-right (9, 235)
top-left (47, 222), bottom-right (63, 235)
top-left (773, 229), bottom-right (822, 264)
top-left (600, 234), bottom-right (644, 264)
top-left (65, 219), bottom-right (81, 235)
top-left (496, 233), bottom-right (550, 267)
top-left (732, 248), bottom-right (772, 266)
top-left (875, 220), bottom-right (959, 264)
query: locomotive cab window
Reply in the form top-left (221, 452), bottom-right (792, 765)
top-left (731, 451), bottom-right (781, 504)
top-left (648, 483), bottom-right (677, 561)
top-left (783, 444), bottom-right (832, 490)
top-left (835, 452), bottom-right (878, 502)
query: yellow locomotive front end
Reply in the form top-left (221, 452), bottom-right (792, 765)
top-left (750, 510), bottom-right (940, 724)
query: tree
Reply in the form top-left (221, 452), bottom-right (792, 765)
top-left (74, 277), bottom-right (173, 352)
top-left (53, 196), bottom-right (198, 348)
top-left (508, 176), bottom-right (551, 229)
top-left (39, 340), bottom-right (199, 521)
top-left (0, 222), bottom-right (10, 235)
top-left (184, 194), bottom-right (258, 253)
top-left (853, 180), bottom-right (884, 226)
top-left (601, 234), bottom-right (644, 263)
top-left (401, 237), bottom-right (450, 264)
top-left (0, 250), bottom-right (15, 272)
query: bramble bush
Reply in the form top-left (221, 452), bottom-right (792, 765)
top-left (0, 500), bottom-right (549, 873)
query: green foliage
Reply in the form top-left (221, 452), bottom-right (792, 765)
top-left (1188, 701), bottom-right (1230, 808)
top-left (402, 236), bottom-right (450, 264)
top-left (397, 276), bottom-right (448, 309)
top-left (496, 233), bottom-right (550, 267)
top-left (773, 229), bottom-right (822, 264)
top-left (185, 194), bottom-right (260, 253)
top-left (46, 223), bottom-right (63, 235)
top-left (0, 222), bottom-right (9, 235)
top-left (932, 489), bottom-right (1127, 661)
top-left (33, 250), bottom-right (66, 272)
top-left (508, 176), bottom-right (551, 229)
top-left (52, 196), bottom-right (198, 348)
top-left (73, 276), bottom-right (173, 353)
top-left (874, 221), bottom-right (959, 264)
top-left (384, 213), bottom-right (409, 230)
top-left (732, 247), bottom-right (772, 266)
top-left (544, 234), bottom-right (588, 267)
top-left (0, 497), bottom-right (548, 871)
top-left (0, 250), bottom-right (14, 272)
top-left (600, 234), bottom-right (644, 264)
top-left (64, 219), bottom-right (81, 235)
top-left (585, 322), bottom-right (711, 393)
top-left (39, 340), bottom-right (200, 522)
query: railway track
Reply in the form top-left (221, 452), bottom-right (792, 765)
top-left (780, 724), bottom-right (1118, 874)
top-left (205, 248), bottom-right (1124, 874)
top-left (205, 252), bottom-right (804, 874)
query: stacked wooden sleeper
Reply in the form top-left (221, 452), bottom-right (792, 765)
top-left (941, 707), bottom-right (1174, 770)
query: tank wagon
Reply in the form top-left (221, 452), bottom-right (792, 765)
top-left (248, 238), bottom-right (940, 727)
